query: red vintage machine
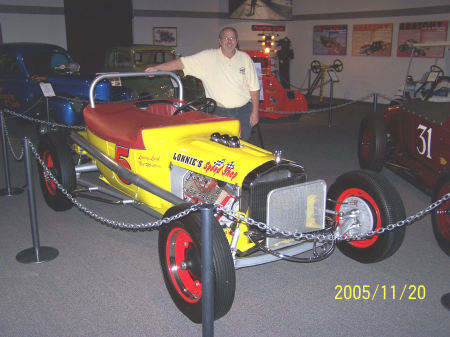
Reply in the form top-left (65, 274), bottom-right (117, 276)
top-left (245, 50), bottom-right (308, 119)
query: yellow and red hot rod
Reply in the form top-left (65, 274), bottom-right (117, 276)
top-left (37, 72), bottom-right (406, 323)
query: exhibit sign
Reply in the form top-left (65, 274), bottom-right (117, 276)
top-left (351, 23), bottom-right (393, 57)
top-left (397, 21), bottom-right (448, 58)
top-left (313, 25), bottom-right (347, 56)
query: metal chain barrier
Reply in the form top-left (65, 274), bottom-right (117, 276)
top-left (217, 191), bottom-right (450, 242)
top-left (26, 137), bottom-right (449, 242)
top-left (3, 108), bottom-right (86, 131)
top-left (2, 115), bottom-right (24, 161)
top-left (259, 93), bottom-right (377, 115)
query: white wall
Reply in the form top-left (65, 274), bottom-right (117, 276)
top-left (0, 0), bottom-right (66, 47)
top-left (0, 0), bottom-right (449, 102)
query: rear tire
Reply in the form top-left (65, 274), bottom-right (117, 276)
top-left (37, 133), bottom-right (76, 211)
top-left (358, 116), bottom-right (387, 172)
top-left (432, 171), bottom-right (450, 256)
top-left (158, 203), bottom-right (235, 323)
top-left (327, 170), bottom-right (406, 263)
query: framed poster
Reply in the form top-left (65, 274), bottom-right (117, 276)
top-left (229, 0), bottom-right (292, 20)
top-left (397, 21), bottom-right (448, 58)
top-left (313, 25), bottom-right (347, 56)
top-left (153, 27), bottom-right (177, 46)
top-left (351, 23), bottom-right (393, 56)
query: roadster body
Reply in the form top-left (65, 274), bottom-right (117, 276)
top-left (37, 72), bottom-right (406, 323)
top-left (357, 41), bottom-right (450, 256)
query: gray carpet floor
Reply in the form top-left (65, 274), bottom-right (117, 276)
top-left (0, 101), bottom-right (449, 337)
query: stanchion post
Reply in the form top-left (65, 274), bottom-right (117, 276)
top-left (373, 92), bottom-right (378, 113)
top-left (16, 137), bottom-right (58, 264)
top-left (0, 110), bottom-right (23, 196)
top-left (200, 203), bottom-right (214, 337)
top-left (328, 81), bottom-right (334, 127)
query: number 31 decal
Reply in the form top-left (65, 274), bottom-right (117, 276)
top-left (417, 124), bottom-right (432, 159)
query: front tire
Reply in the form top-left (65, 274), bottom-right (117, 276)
top-left (158, 204), bottom-right (235, 323)
top-left (358, 116), bottom-right (387, 172)
top-left (327, 170), bottom-right (406, 263)
top-left (431, 171), bottom-right (450, 256)
top-left (37, 133), bottom-right (76, 211)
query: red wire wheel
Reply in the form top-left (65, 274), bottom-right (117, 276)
top-left (327, 170), bottom-right (406, 263)
top-left (37, 133), bottom-right (76, 211)
top-left (432, 171), bottom-right (450, 255)
top-left (159, 203), bottom-right (235, 323)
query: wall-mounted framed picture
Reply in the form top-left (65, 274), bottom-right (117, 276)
top-left (396, 21), bottom-right (448, 58)
top-left (352, 23), bottom-right (393, 57)
top-left (153, 27), bottom-right (177, 46)
top-left (229, 0), bottom-right (292, 20)
top-left (313, 25), bottom-right (347, 56)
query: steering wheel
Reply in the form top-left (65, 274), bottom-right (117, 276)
top-left (414, 65), bottom-right (445, 99)
top-left (333, 59), bottom-right (343, 72)
top-left (429, 65), bottom-right (445, 80)
top-left (310, 60), bottom-right (321, 74)
top-left (172, 97), bottom-right (217, 115)
top-left (423, 76), bottom-right (450, 101)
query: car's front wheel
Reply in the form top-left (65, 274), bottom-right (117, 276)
top-left (158, 203), bottom-right (235, 323)
top-left (327, 170), bottom-right (406, 263)
top-left (432, 171), bottom-right (450, 256)
top-left (358, 115), bottom-right (387, 172)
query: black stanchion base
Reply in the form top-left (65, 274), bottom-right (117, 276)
top-left (441, 293), bottom-right (450, 311)
top-left (0, 187), bottom-right (24, 196)
top-left (16, 246), bottom-right (59, 264)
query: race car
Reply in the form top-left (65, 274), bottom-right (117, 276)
top-left (358, 41), bottom-right (450, 256)
top-left (37, 71), bottom-right (406, 323)
top-left (245, 50), bottom-right (308, 119)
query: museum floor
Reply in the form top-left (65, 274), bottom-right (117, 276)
top-left (0, 100), bottom-right (448, 337)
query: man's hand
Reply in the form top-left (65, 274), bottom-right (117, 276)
top-left (145, 66), bottom-right (158, 73)
top-left (250, 110), bottom-right (259, 127)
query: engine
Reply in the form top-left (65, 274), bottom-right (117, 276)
top-left (182, 171), bottom-right (240, 226)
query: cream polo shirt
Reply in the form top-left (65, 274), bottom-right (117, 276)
top-left (181, 48), bottom-right (260, 108)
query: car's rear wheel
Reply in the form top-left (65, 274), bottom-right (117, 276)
top-left (327, 170), bottom-right (406, 263)
top-left (37, 133), bottom-right (76, 211)
top-left (158, 203), bottom-right (235, 323)
top-left (358, 115), bottom-right (386, 172)
top-left (432, 171), bottom-right (450, 256)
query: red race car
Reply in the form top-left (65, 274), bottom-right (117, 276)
top-left (245, 50), bottom-right (308, 119)
top-left (357, 41), bottom-right (450, 255)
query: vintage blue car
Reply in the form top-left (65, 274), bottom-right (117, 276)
top-left (0, 43), bottom-right (128, 126)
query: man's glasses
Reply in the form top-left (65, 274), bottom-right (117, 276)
top-left (221, 36), bottom-right (236, 41)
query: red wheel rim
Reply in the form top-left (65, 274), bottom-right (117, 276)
top-left (360, 127), bottom-right (370, 163)
top-left (437, 182), bottom-right (450, 241)
top-left (166, 227), bottom-right (202, 303)
top-left (335, 188), bottom-right (381, 248)
top-left (42, 150), bottom-right (57, 196)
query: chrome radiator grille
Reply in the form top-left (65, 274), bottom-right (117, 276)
top-left (248, 175), bottom-right (306, 223)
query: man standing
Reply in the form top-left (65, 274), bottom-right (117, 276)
top-left (145, 27), bottom-right (260, 141)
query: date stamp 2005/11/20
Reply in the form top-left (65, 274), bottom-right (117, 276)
top-left (334, 284), bottom-right (426, 301)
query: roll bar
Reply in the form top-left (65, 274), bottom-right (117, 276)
top-left (89, 71), bottom-right (184, 108)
